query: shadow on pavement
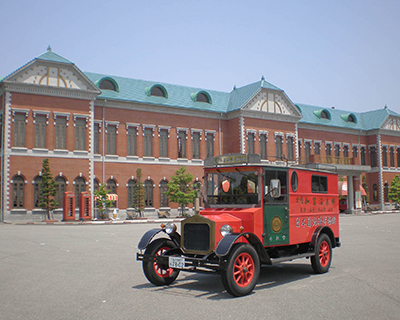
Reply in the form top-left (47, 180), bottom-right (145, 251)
top-left (132, 261), bottom-right (315, 300)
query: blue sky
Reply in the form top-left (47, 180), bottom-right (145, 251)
top-left (1, 0), bottom-right (399, 113)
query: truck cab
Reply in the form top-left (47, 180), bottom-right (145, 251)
top-left (137, 154), bottom-right (340, 297)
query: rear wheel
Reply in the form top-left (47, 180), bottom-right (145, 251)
top-left (311, 233), bottom-right (332, 274)
top-left (221, 243), bottom-right (260, 297)
top-left (142, 238), bottom-right (180, 286)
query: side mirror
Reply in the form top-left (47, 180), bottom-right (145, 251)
top-left (270, 179), bottom-right (281, 198)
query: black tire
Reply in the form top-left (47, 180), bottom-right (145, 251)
top-left (221, 243), bottom-right (260, 297)
top-left (142, 238), bottom-right (180, 286)
top-left (311, 233), bottom-right (332, 274)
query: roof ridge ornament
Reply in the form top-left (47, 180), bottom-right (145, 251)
top-left (47, 45), bottom-right (52, 52)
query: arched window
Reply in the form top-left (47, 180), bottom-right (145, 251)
top-left (99, 79), bottom-right (117, 91)
top-left (373, 184), bottom-right (378, 202)
top-left (12, 175), bottom-right (24, 208)
top-left (196, 92), bottom-right (210, 103)
top-left (55, 176), bottom-right (66, 208)
top-left (74, 177), bottom-right (86, 207)
top-left (191, 91), bottom-right (212, 104)
top-left (144, 180), bottom-right (153, 207)
top-left (33, 176), bottom-right (42, 208)
top-left (384, 182), bottom-right (389, 203)
top-left (314, 109), bottom-right (331, 120)
top-left (127, 179), bottom-right (137, 208)
top-left (107, 179), bottom-right (117, 194)
top-left (321, 111), bottom-right (329, 119)
top-left (150, 85), bottom-right (167, 98)
top-left (94, 179), bottom-right (99, 192)
top-left (159, 180), bottom-right (169, 207)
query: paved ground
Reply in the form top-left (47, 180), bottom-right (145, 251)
top-left (0, 213), bottom-right (399, 320)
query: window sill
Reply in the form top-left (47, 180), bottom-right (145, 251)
top-left (126, 156), bottom-right (139, 160)
top-left (11, 147), bottom-right (28, 152)
top-left (191, 159), bottom-right (203, 164)
top-left (159, 157), bottom-right (171, 162)
top-left (73, 150), bottom-right (88, 155)
top-left (105, 155), bottom-right (119, 160)
top-left (177, 158), bottom-right (189, 163)
top-left (54, 149), bottom-right (69, 154)
top-left (32, 148), bottom-right (49, 153)
top-left (143, 157), bottom-right (155, 161)
top-left (11, 209), bottom-right (27, 214)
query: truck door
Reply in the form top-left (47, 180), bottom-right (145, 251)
top-left (263, 169), bottom-right (289, 246)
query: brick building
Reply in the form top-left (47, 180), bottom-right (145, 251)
top-left (1, 49), bottom-right (399, 222)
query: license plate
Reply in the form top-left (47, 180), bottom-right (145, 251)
top-left (169, 256), bottom-right (185, 269)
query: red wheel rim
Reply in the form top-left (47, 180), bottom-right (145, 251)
top-left (153, 247), bottom-right (173, 278)
top-left (233, 252), bottom-right (255, 287)
top-left (319, 241), bottom-right (330, 267)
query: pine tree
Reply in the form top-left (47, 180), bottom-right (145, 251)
top-left (94, 184), bottom-right (114, 219)
top-left (133, 168), bottom-right (145, 218)
top-left (37, 158), bottom-right (59, 220)
top-left (389, 175), bottom-right (400, 204)
top-left (166, 166), bottom-right (197, 216)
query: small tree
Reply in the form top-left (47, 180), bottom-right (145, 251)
top-left (37, 158), bottom-right (59, 220)
top-left (133, 168), bottom-right (145, 218)
top-left (166, 166), bottom-right (197, 216)
top-left (389, 175), bottom-right (400, 203)
top-left (94, 184), bottom-right (114, 219)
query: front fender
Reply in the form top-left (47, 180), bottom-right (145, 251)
top-left (137, 229), bottom-right (181, 250)
top-left (215, 232), bottom-right (271, 265)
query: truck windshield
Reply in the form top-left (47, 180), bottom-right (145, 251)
top-left (206, 170), bottom-right (259, 206)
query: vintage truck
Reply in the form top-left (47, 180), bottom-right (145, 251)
top-left (137, 154), bottom-right (340, 296)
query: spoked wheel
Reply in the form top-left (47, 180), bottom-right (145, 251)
top-left (221, 243), bottom-right (260, 297)
top-left (311, 233), bottom-right (332, 274)
top-left (142, 238), bottom-right (180, 286)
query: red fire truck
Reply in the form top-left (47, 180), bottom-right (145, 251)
top-left (137, 154), bottom-right (340, 296)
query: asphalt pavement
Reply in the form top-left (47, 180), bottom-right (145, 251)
top-left (0, 213), bottom-right (399, 320)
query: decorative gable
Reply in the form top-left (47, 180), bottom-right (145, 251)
top-left (10, 63), bottom-right (90, 90)
top-left (382, 116), bottom-right (400, 131)
top-left (243, 89), bottom-right (300, 116)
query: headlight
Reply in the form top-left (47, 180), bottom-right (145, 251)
top-left (164, 222), bottom-right (177, 234)
top-left (220, 224), bottom-right (233, 237)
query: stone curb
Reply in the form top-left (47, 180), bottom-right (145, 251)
top-left (2, 218), bottom-right (184, 225)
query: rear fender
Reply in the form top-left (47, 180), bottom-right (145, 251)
top-left (215, 232), bottom-right (271, 265)
top-left (311, 226), bottom-right (336, 250)
top-left (137, 229), bottom-right (181, 250)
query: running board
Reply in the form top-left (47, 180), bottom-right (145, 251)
top-left (270, 252), bottom-right (315, 264)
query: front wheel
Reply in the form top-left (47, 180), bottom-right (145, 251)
top-left (142, 238), bottom-right (180, 286)
top-left (221, 243), bottom-right (260, 297)
top-left (311, 233), bottom-right (332, 274)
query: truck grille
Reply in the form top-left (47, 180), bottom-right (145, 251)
top-left (183, 223), bottom-right (210, 252)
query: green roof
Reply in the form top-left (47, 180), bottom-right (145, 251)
top-left (84, 72), bottom-right (230, 113)
top-left (297, 103), bottom-right (399, 130)
top-left (36, 50), bottom-right (74, 64)
top-left (227, 78), bottom-right (283, 112)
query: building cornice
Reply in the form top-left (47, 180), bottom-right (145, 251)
top-left (94, 98), bottom-right (224, 120)
top-left (2, 81), bottom-right (99, 101)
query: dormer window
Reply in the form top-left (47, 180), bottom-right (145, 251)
top-left (314, 109), bottom-right (331, 120)
top-left (146, 84), bottom-right (168, 98)
top-left (321, 111), bottom-right (329, 119)
top-left (340, 113), bottom-right (357, 124)
top-left (191, 91), bottom-right (212, 104)
top-left (196, 92), bottom-right (209, 103)
top-left (98, 77), bottom-right (119, 92)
